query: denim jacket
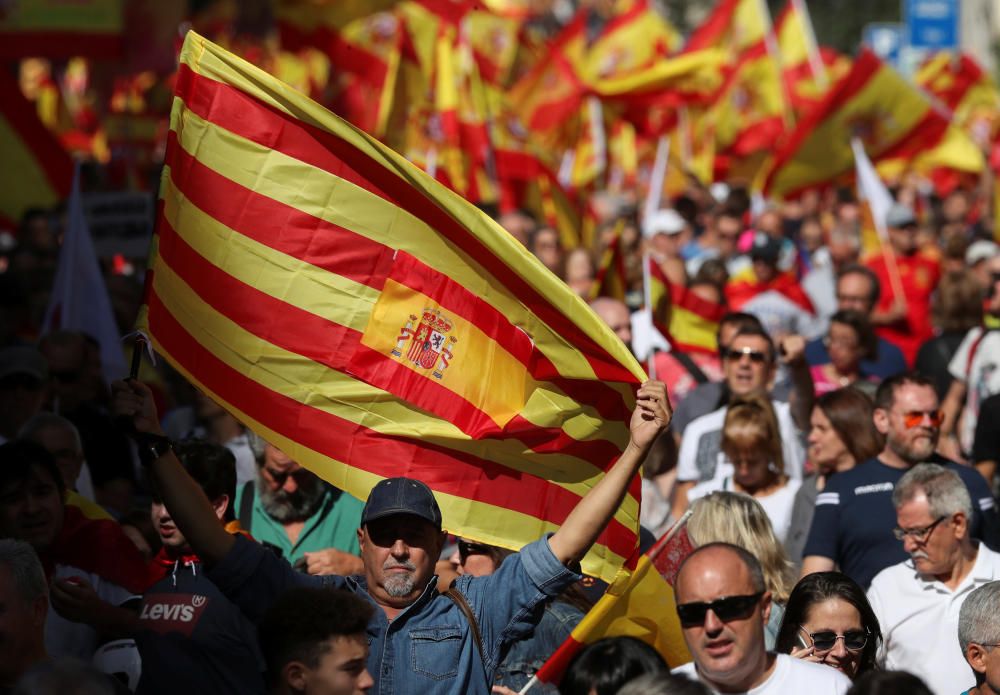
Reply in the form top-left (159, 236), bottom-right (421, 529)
top-left (493, 599), bottom-right (583, 692)
top-left (208, 534), bottom-right (581, 695)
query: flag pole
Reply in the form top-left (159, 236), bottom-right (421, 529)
top-left (794, 0), bottom-right (828, 89)
top-left (643, 252), bottom-right (657, 380)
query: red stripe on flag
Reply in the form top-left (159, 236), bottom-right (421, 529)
top-left (145, 287), bottom-right (638, 558)
top-left (174, 65), bottom-right (635, 384)
top-left (164, 131), bottom-right (387, 290)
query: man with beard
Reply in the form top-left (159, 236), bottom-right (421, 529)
top-left (802, 373), bottom-right (1000, 589)
top-left (867, 464), bottom-right (1000, 694)
top-left (111, 378), bottom-right (672, 695)
top-left (237, 436), bottom-right (363, 575)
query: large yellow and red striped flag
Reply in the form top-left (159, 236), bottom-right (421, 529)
top-left (916, 52), bottom-right (1000, 141)
top-left (648, 257), bottom-right (725, 356)
top-left (142, 31), bottom-right (646, 583)
top-left (762, 49), bottom-right (983, 199)
top-left (0, 68), bottom-right (73, 229)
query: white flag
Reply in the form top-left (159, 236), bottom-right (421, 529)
top-left (851, 137), bottom-right (893, 242)
top-left (41, 164), bottom-right (127, 385)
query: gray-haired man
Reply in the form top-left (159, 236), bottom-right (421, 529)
top-left (959, 581), bottom-right (1000, 695)
top-left (867, 464), bottom-right (1000, 695)
top-left (0, 539), bottom-right (48, 689)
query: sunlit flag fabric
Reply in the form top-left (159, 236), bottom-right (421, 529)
top-left (140, 31), bottom-right (647, 583)
top-left (763, 49), bottom-right (983, 199)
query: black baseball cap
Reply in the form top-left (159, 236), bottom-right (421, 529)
top-left (361, 477), bottom-right (443, 529)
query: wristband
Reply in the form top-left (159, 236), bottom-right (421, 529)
top-left (136, 433), bottom-right (173, 467)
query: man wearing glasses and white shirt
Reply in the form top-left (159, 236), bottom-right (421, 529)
top-left (673, 543), bottom-right (850, 694)
top-left (867, 464), bottom-right (1000, 695)
top-left (801, 373), bottom-right (1000, 590)
top-left (672, 325), bottom-right (810, 516)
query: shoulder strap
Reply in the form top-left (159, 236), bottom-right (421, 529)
top-left (966, 328), bottom-right (994, 383)
top-left (238, 480), bottom-right (255, 534)
top-left (672, 349), bottom-right (710, 384)
top-left (444, 587), bottom-right (485, 663)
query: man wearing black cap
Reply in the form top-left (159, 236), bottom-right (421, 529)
top-left (111, 378), bottom-right (671, 695)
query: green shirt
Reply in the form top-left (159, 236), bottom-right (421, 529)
top-left (235, 484), bottom-right (363, 566)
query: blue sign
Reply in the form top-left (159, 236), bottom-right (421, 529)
top-left (863, 23), bottom-right (904, 66)
top-left (904, 0), bottom-right (959, 50)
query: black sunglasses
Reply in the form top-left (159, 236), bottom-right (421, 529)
top-left (457, 539), bottom-right (491, 561)
top-left (801, 627), bottom-right (868, 652)
top-left (676, 592), bottom-right (764, 627)
top-left (721, 347), bottom-right (769, 364)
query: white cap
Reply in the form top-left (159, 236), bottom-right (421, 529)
top-left (966, 239), bottom-right (998, 266)
top-left (643, 208), bottom-right (686, 239)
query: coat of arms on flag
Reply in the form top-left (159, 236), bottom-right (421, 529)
top-left (393, 308), bottom-right (458, 378)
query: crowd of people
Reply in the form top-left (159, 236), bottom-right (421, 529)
top-left (6, 145), bottom-right (1000, 694)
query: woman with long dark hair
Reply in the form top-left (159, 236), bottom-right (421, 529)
top-left (784, 387), bottom-right (883, 568)
top-left (775, 571), bottom-right (882, 680)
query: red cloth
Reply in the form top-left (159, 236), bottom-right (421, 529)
top-left (146, 546), bottom-right (201, 586)
top-left (867, 252), bottom-right (940, 366)
top-left (47, 505), bottom-right (151, 594)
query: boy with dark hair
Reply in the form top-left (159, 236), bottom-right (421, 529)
top-left (135, 439), bottom-right (265, 693)
top-left (259, 587), bottom-right (374, 695)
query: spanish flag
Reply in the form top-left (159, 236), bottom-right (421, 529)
top-left (648, 257), bottom-right (725, 356)
top-left (0, 68), bottom-right (73, 229)
top-left (763, 49), bottom-right (982, 199)
top-left (142, 31), bottom-right (645, 583)
top-left (916, 52), bottom-right (1000, 138)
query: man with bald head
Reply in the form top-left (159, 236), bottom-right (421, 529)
top-left (673, 543), bottom-right (850, 693)
top-left (590, 297), bottom-right (632, 353)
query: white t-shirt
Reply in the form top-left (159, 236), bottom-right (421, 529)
top-left (688, 477), bottom-right (802, 543)
top-left (677, 401), bottom-right (805, 484)
top-left (866, 543), bottom-right (1000, 695)
top-left (948, 327), bottom-right (1000, 453)
top-left (672, 653), bottom-right (851, 694)
top-left (46, 564), bottom-right (136, 660)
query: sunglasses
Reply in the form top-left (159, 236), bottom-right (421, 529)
top-left (900, 409), bottom-right (943, 429)
top-left (722, 347), bottom-right (769, 364)
top-left (892, 515), bottom-right (947, 542)
top-left (676, 592), bottom-right (763, 628)
top-left (457, 539), bottom-right (491, 562)
top-left (800, 627), bottom-right (868, 652)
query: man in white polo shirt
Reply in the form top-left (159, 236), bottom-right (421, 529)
top-left (673, 543), bottom-right (850, 694)
top-left (867, 463), bottom-right (1000, 695)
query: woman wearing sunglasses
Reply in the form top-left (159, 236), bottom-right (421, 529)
top-left (687, 395), bottom-right (801, 544)
top-left (775, 571), bottom-right (882, 680)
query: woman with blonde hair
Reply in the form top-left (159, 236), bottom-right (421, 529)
top-left (686, 395), bottom-right (801, 543)
top-left (687, 490), bottom-right (796, 649)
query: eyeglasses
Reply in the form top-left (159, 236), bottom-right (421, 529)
top-left (457, 539), bottom-right (491, 562)
top-left (675, 592), bottom-right (764, 628)
top-left (800, 627), bottom-right (868, 653)
top-left (892, 515), bottom-right (947, 542)
top-left (722, 347), bottom-right (769, 365)
top-left (899, 409), bottom-right (944, 429)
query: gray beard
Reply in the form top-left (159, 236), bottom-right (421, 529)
top-left (383, 572), bottom-right (416, 597)
top-left (257, 477), bottom-right (326, 523)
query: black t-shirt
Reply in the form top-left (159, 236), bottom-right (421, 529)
top-left (802, 454), bottom-right (1000, 589)
top-left (973, 393), bottom-right (1000, 466)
